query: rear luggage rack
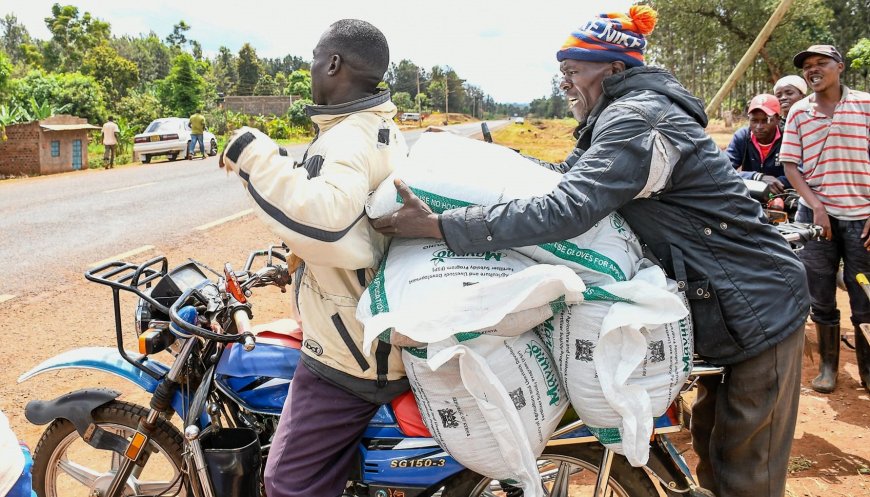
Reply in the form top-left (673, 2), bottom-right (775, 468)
top-left (85, 256), bottom-right (170, 379)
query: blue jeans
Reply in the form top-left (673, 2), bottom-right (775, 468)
top-left (795, 204), bottom-right (870, 327)
top-left (188, 134), bottom-right (205, 157)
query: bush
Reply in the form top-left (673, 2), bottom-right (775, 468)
top-left (9, 70), bottom-right (108, 123)
top-left (266, 117), bottom-right (292, 139)
top-left (116, 90), bottom-right (164, 134)
top-left (204, 108), bottom-right (227, 135)
top-left (287, 98), bottom-right (313, 131)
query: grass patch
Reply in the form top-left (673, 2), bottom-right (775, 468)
top-left (87, 141), bottom-right (133, 169)
top-left (275, 136), bottom-right (312, 146)
top-left (788, 456), bottom-right (814, 473)
top-left (491, 118), bottom-right (578, 163)
top-left (489, 117), bottom-right (740, 163)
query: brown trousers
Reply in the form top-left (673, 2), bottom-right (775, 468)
top-left (692, 325), bottom-right (805, 497)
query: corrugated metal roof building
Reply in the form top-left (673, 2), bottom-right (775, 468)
top-left (0, 115), bottom-right (100, 177)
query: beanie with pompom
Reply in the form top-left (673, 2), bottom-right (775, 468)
top-left (557, 4), bottom-right (658, 67)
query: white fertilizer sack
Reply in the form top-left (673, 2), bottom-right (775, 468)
top-left (357, 239), bottom-right (586, 354)
top-left (366, 132), bottom-right (642, 285)
top-left (404, 332), bottom-right (568, 497)
top-left (538, 264), bottom-right (693, 466)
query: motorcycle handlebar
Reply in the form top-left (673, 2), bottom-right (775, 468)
top-left (776, 223), bottom-right (823, 245)
top-left (169, 288), bottom-right (247, 344)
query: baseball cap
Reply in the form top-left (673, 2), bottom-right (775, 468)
top-left (748, 94), bottom-right (781, 116)
top-left (793, 45), bottom-right (843, 68)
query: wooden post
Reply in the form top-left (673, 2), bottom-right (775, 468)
top-left (704, 0), bottom-right (795, 118)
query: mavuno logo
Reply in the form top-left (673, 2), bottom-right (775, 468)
top-left (430, 249), bottom-right (505, 265)
top-left (526, 341), bottom-right (561, 406)
top-left (679, 318), bottom-right (691, 373)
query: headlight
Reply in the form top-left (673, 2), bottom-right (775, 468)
top-left (134, 298), bottom-right (152, 335)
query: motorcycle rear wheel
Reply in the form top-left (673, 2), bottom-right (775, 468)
top-left (439, 444), bottom-right (658, 497)
top-left (32, 400), bottom-right (187, 497)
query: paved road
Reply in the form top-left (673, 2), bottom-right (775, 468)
top-left (0, 121), bottom-right (507, 298)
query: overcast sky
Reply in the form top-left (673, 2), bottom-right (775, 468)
top-left (3, 0), bottom-right (640, 103)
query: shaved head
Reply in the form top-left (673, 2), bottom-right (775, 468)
top-left (319, 19), bottom-right (389, 87)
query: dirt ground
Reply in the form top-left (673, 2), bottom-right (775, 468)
top-left (1, 211), bottom-right (869, 496)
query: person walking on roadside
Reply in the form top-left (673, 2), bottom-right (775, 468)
top-left (781, 45), bottom-right (870, 394)
top-left (101, 116), bottom-right (120, 169)
top-left (726, 93), bottom-right (790, 194)
top-left (221, 19), bottom-right (409, 497)
top-left (774, 74), bottom-right (808, 124)
top-left (373, 6), bottom-right (809, 497)
top-left (187, 110), bottom-right (207, 160)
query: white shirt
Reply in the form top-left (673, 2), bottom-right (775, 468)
top-left (102, 121), bottom-right (120, 146)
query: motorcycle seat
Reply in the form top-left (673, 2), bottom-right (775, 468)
top-left (390, 390), bottom-right (432, 438)
top-left (251, 319), bottom-right (302, 349)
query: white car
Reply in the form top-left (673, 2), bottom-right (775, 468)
top-left (133, 117), bottom-right (218, 163)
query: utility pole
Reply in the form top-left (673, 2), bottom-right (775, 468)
top-left (444, 78), bottom-right (449, 125)
top-left (416, 66), bottom-right (421, 113)
top-left (704, 0), bottom-right (795, 117)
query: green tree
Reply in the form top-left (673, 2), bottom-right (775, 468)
top-left (166, 20), bottom-right (190, 49)
top-left (112, 33), bottom-right (173, 86)
top-left (848, 38), bottom-right (870, 69)
top-left (236, 43), bottom-right (262, 96)
top-left (1, 14), bottom-right (35, 67)
top-left (81, 43), bottom-right (139, 105)
top-left (286, 69), bottom-right (311, 100)
top-left (427, 79), bottom-right (446, 111)
top-left (392, 91), bottom-right (414, 112)
top-left (826, 0), bottom-right (870, 86)
top-left (210, 46), bottom-right (238, 95)
top-left (426, 66), bottom-right (466, 114)
top-left (0, 51), bottom-right (11, 100)
top-left (847, 37), bottom-right (870, 88)
top-left (157, 52), bottom-right (205, 116)
top-left (274, 72), bottom-right (288, 94)
top-left (386, 60), bottom-right (423, 97)
top-left (254, 74), bottom-right (279, 95)
top-left (116, 90), bottom-right (164, 133)
top-left (9, 70), bottom-right (107, 123)
top-left (263, 54), bottom-right (307, 76)
top-left (648, 0), bottom-right (834, 113)
top-left (415, 92), bottom-right (429, 112)
top-left (43, 3), bottom-right (111, 72)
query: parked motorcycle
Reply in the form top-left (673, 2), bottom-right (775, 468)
top-left (742, 178), bottom-right (800, 225)
top-left (19, 226), bottom-right (820, 497)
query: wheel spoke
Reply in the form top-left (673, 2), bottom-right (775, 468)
top-left (57, 458), bottom-right (101, 488)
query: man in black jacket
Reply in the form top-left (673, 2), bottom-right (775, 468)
top-left (372, 6), bottom-right (808, 497)
top-left (725, 93), bottom-right (790, 194)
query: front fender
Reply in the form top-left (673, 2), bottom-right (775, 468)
top-left (18, 346), bottom-right (170, 391)
top-left (25, 388), bottom-right (129, 454)
top-left (17, 347), bottom-right (188, 418)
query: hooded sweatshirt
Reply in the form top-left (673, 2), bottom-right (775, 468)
top-left (440, 67), bottom-right (808, 365)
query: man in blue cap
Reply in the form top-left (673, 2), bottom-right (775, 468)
top-left (373, 5), bottom-right (809, 497)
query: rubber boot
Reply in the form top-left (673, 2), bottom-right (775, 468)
top-left (856, 324), bottom-right (870, 393)
top-left (811, 323), bottom-right (840, 393)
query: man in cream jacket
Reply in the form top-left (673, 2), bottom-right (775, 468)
top-left (222, 19), bottom-right (408, 497)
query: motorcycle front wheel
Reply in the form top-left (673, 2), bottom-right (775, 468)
top-left (32, 400), bottom-right (187, 497)
top-left (439, 444), bottom-right (658, 497)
